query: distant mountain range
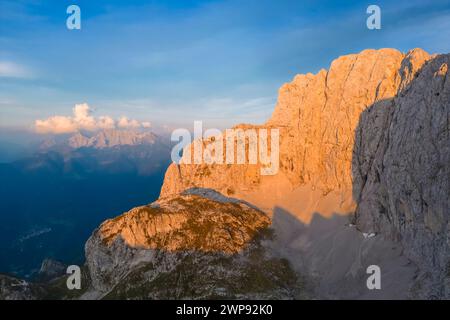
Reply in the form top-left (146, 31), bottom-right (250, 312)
top-left (0, 129), bottom-right (172, 279)
top-left (21, 129), bottom-right (171, 177)
top-left (40, 129), bottom-right (160, 150)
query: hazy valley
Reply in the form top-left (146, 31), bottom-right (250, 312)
top-left (0, 129), bottom-right (171, 278)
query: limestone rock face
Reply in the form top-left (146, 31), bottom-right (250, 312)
top-left (160, 49), bottom-right (427, 200)
top-left (85, 188), bottom-right (302, 299)
top-left (353, 53), bottom-right (450, 298)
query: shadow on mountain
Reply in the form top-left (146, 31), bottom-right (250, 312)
top-left (350, 54), bottom-right (449, 298)
top-left (271, 206), bottom-right (417, 299)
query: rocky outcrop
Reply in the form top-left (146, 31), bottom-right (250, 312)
top-left (0, 275), bottom-right (41, 300)
top-left (85, 189), bottom-right (303, 299)
top-left (37, 259), bottom-right (66, 282)
top-left (0, 270), bottom-right (91, 300)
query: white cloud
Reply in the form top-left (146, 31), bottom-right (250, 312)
top-left (117, 116), bottom-right (141, 129)
top-left (35, 103), bottom-right (151, 134)
top-left (0, 61), bottom-right (32, 78)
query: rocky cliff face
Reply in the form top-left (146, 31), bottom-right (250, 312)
top-left (353, 52), bottom-right (449, 298)
top-left (161, 49), bottom-right (437, 201)
top-left (0, 275), bottom-right (41, 300)
top-left (158, 48), bottom-right (448, 298)
top-left (160, 50), bottom-right (432, 226)
top-left (161, 49), bottom-right (414, 199)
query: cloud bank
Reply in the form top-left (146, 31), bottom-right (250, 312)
top-left (35, 103), bottom-right (151, 134)
top-left (0, 61), bottom-right (32, 78)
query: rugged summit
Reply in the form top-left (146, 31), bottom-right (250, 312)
top-left (85, 189), bottom-right (302, 299)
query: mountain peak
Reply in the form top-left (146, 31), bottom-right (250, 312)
top-left (66, 129), bottom-right (158, 149)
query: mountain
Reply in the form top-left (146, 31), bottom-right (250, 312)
top-left (1, 48), bottom-right (448, 299)
top-left (91, 48), bottom-right (448, 299)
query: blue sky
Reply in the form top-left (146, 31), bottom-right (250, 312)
top-left (1, 0), bottom-right (449, 131)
